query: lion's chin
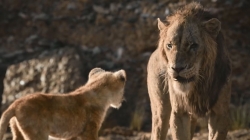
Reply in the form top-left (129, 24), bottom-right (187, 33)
top-left (172, 81), bottom-right (192, 94)
top-left (171, 76), bottom-right (195, 94)
top-left (173, 76), bottom-right (195, 84)
top-left (110, 103), bottom-right (122, 109)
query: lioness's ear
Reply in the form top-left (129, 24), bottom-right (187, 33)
top-left (158, 18), bottom-right (166, 31)
top-left (89, 68), bottom-right (105, 78)
top-left (115, 70), bottom-right (126, 82)
top-left (203, 18), bottom-right (221, 38)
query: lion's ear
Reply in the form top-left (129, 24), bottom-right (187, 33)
top-left (89, 68), bottom-right (105, 78)
top-left (203, 18), bottom-right (221, 38)
top-left (158, 18), bottom-right (166, 31)
top-left (115, 70), bottom-right (126, 82)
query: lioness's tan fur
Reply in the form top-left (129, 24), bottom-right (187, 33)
top-left (0, 68), bottom-right (126, 140)
top-left (147, 2), bottom-right (231, 140)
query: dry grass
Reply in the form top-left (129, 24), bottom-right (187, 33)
top-left (129, 104), bottom-right (146, 131)
top-left (230, 104), bottom-right (250, 130)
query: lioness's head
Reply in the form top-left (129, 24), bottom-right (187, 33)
top-left (158, 3), bottom-right (220, 93)
top-left (88, 68), bottom-right (126, 108)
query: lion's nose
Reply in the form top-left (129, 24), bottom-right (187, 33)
top-left (171, 65), bottom-right (186, 73)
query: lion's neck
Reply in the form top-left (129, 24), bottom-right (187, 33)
top-left (168, 79), bottom-right (210, 117)
top-left (168, 75), bottom-right (221, 117)
top-left (70, 86), bottom-right (112, 110)
top-left (168, 79), bottom-right (193, 95)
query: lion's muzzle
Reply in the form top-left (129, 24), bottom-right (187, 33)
top-left (170, 65), bottom-right (196, 83)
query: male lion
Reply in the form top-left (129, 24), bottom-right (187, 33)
top-left (147, 2), bottom-right (231, 140)
top-left (0, 68), bottom-right (126, 140)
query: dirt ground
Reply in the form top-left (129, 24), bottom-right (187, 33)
top-left (3, 129), bottom-right (250, 140)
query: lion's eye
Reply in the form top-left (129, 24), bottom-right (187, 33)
top-left (167, 44), bottom-right (172, 49)
top-left (190, 43), bottom-right (198, 51)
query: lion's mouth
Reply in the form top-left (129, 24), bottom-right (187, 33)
top-left (174, 76), bottom-right (195, 83)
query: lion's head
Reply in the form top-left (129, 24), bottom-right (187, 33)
top-left (88, 68), bottom-right (126, 108)
top-left (158, 3), bottom-right (226, 94)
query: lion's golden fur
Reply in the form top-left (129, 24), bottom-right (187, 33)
top-left (0, 68), bottom-right (126, 140)
top-left (148, 2), bottom-right (231, 140)
top-left (159, 2), bottom-right (231, 117)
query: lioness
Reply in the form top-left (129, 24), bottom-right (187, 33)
top-left (147, 2), bottom-right (231, 140)
top-left (0, 68), bottom-right (126, 140)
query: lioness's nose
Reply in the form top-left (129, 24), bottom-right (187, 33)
top-left (172, 65), bottom-right (186, 73)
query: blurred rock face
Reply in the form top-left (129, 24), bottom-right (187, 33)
top-left (1, 47), bottom-right (85, 111)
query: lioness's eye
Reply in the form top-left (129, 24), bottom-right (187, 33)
top-left (167, 44), bottom-right (172, 49)
top-left (190, 43), bottom-right (198, 51)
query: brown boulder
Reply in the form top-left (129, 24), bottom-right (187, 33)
top-left (1, 47), bottom-right (85, 111)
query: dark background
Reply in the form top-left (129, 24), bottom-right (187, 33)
top-left (0, 0), bottom-right (249, 135)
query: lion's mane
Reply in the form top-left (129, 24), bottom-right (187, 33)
top-left (159, 3), bottom-right (231, 117)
